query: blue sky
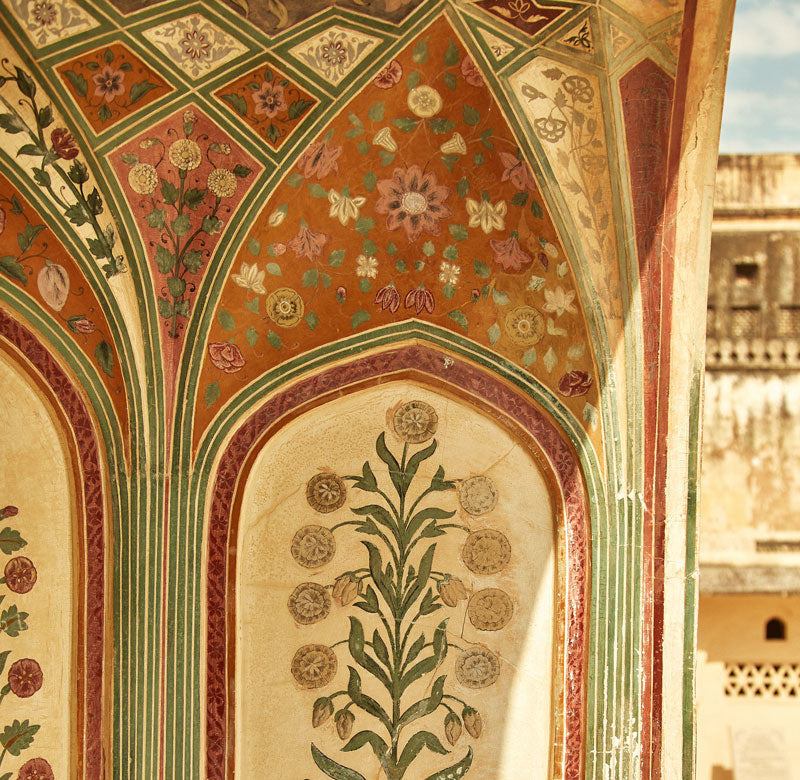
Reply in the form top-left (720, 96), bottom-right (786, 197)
top-left (719, 0), bottom-right (800, 153)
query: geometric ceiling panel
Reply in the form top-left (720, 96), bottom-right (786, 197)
top-left (473, 0), bottom-right (569, 37)
top-left (288, 25), bottom-right (381, 88)
top-left (6, 0), bottom-right (99, 47)
top-left (142, 12), bottom-right (248, 80)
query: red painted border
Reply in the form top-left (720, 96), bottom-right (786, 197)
top-left (204, 344), bottom-right (589, 779)
top-left (0, 309), bottom-right (105, 779)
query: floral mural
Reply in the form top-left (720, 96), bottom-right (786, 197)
top-left (196, 19), bottom-right (599, 448)
top-left (286, 401), bottom-right (518, 780)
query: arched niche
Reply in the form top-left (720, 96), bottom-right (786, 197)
top-left (0, 312), bottom-right (106, 780)
top-left (205, 345), bottom-right (589, 780)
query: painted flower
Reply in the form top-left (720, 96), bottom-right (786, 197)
top-left (272, 242), bottom-right (286, 255)
top-left (8, 658), bottom-right (43, 698)
top-left (375, 165), bottom-right (452, 243)
top-left (296, 140), bottom-right (343, 180)
top-left (266, 287), bottom-right (304, 327)
top-left (168, 139), bottom-right (201, 171)
top-left (183, 29), bottom-right (211, 60)
top-left (291, 645), bottom-right (338, 689)
top-left (31, 1), bottom-right (57, 27)
top-left (534, 117), bottom-right (567, 143)
top-left (231, 262), bottom-right (266, 294)
top-left (407, 85), bottom-right (442, 118)
top-left (306, 473), bottom-right (347, 513)
top-left (207, 168), bottom-right (237, 199)
top-left (543, 286), bottom-right (577, 317)
top-left (540, 239), bottom-right (559, 259)
top-left (207, 342), bottom-right (245, 373)
top-left (327, 188), bottom-right (366, 226)
top-left (455, 647), bottom-right (500, 688)
top-left (463, 707), bottom-right (483, 738)
top-left (499, 151), bottom-right (536, 192)
top-left (68, 316), bottom-right (97, 334)
top-left (356, 254), bottom-right (378, 279)
top-left (336, 285), bottom-right (346, 303)
top-left (505, 305), bottom-right (544, 346)
top-left (332, 574), bottom-right (359, 607)
top-left (288, 225), bottom-right (328, 260)
top-left (291, 525), bottom-right (336, 566)
top-left (461, 56), bottom-right (485, 88)
top-left (128, 162), bottom-right (158, 196)
top-left (490, 235), bottom-right (533, 273)
top-left (320, 39), bottom-right (347, 68)
top-left (375, 284), bottom-right (400, 313)
top-left (17, 758), bottom-right (54, 780)
top-left (1, 506), bottom-right (17, 518)
top-left (335, 710), bottom-right (355, 741)
top-left (438, 577), bottom-right (468, 607)
top-left (439, 261), bottom-right (461, 286)
top-left (51, 128), bottom-right (78, 160)
top-left (393, 400), bottom-right (438, 443)
top-left (558, 370), bottom-right (593, 398)
top-left (252, 81), bottom-right (287, 118)
top-left (445, 712), bottom-right (462, 745)
top-left (313, 697), bottom-right (333, 727)
top-left (466, 197), bottom-right (506, 234)
top-left (288, 582), bottom-right (331, 625)
top-left (4, 556), bottom-right (37, 594)
top-left (373, 59), bottom-right (403, 89)
top-left (92, 65), bottom-right (125, 103)
top-left (404, 286), bottom-right (435, 315)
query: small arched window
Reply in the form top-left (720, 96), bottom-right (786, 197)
top-left (766, 617), bottom-right (787, 640)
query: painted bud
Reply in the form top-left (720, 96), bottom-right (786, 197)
top-left (332, 574), bottom-right (359, 607)
top-left (445, 712), bottom-right (462, 745)
top-left (335, 709), bottom-right (354, 740)
top-left (463, 707), bottom-right (482, 738)
top-left (312, 696), bottom-right (333, 727)
top-left (438, 576), bottom-right (468, 608)
top-left (1, 506), bottom-right (18, 518)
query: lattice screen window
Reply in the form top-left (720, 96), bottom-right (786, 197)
top-left (730, 307), bottom-right (762, 337)
top-left (777, 307), bottom-right (800, 337)
top-left (725, 663), bottom-right (800, 697)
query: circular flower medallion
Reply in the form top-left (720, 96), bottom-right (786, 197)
top-left (4, 556), bottom-right (37, 594)
top-left (455, 646), bottom-right (500, 689)
top-left (462, 529), bottom-right (511, 576)
top-left (505, 306), bottom-right (545, 346)
top-left (393, 400), bottom-right (438, 443)
top-left (407, 85), bottom-right (443, 118)
top-left (458, 475), bottom-right (498, 516)
top-left (128, 162), bottom-right (158, 196)
top-left (17, 758), bottom-right (54, 780)
top-left (291, 525), bottom-right (336, 569)
top-left (306, 473), bottom-right (347, 513)
top-left (168, 138), bottom-right (202, 171)
top-left (8, 658), bottom-right (43, 698)
top-left (266, 287), bottom-right (304, 328)
top-left (468, 588), bottom-right (514, 631)
top-left (207, 168), bottom-right (237, 199)
top-left (288, 582), bottom-right (331, 625)
top-left (291, 644), bottom-right (338, 689)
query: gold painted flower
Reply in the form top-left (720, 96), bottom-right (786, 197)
top-left (407, 85), bottom-right (443, 118)
top-left (438, 261), bottom-right (460, 286)
top-left (231, 262), bottom-right (266, 294)
top-left (207, 168), bottom-right (237, 199)
top-left (288, 582), bottom-right (331, 625)
top-left (266, 287), bottom-right (303, 328)
top-left (393, 400), bottom-right (438, 443)
top-left (458, 476), bottom-right (498, 516)
top-left (505, 306), bottom-right (544, 346)
top-left (291, 644), bottom-right (338, 689)
top-left (168, 139), bottom-right (201, 171)
top-left (306, 472), bottom-right (347, 513)
top-left (455, 647), bottom-right (500, 689)
top-left (466, 197), bottom-right (507, 234)
top-left (543, 286), bottom-right (577, 317)
top-left (468, 588), bottom-right (514, 631)
top-left (128, 163), bottom-right (158, 196)
top-left (356, 254), bottom-right (378, 279)
top-left (462, 529), bottom-right (511, 575)
top-left (328, 188), bottom-right (366, 226)
top-left (291, 525), bottom-right (336, 568)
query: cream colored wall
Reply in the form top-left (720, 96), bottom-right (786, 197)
top-left (0, 351), bottom-right (74, 778)
top-left (697, 595), bottom-right (800, 780)
top-left (235, 381), bottom-right (557, 779)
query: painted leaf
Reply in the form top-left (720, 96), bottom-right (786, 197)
top-left (218, 310), bottom-right (235, 331)
top-left (64, 70), bottom-right (88, 97)
top-left (351, 309), bottom-right (370, 330)
top-left (0, 528), bottom-right (25, 554)
top-left (95, 340), bottom-right (115, 377)
top-left (347, 666), bottom-right (392, 729)
top-left (0, 606), bottom-right (28, 638)
top-left (424, 748), bottom-right (474, 779)
top-left (221, 93), bottom-right (247, 117)
top-left (311, 744), bottom-right (366, 780)
top-left (0, 719), bottom-right (38, 755)
top-left (37, 263), bottom-right (69, 311)
top-left (348, 616), bottom-right (391, 688)
top-left (204, 382), bottom-right (220, 408)
top-left (0, 256), bottom-right (26, 285)
top-left (342, 730), bottom-right (389, 761)
top-left (396, 731), bottom-right (448, 773)
top-left (544, 346), bottom-right (557, 373)
top-left (267, 330), bottom-right (282, 349)
top-left (447, 309), bottom-right (468, 333)
top-left (523, 347), bottom-right (537, 366)
top-left (398, 674), bottom-right (446, 727)
top-left (129, 81), bottom-right (160, 104)
top-left (488, 322), bottom-right (501, 344)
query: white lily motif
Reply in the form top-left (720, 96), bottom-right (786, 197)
top-left (466, 197), bottom-right (507, 234)
top-left (542, 286), bottom-right (577, 317)
top-left (328, 188), bottom-right (366, 226)
top-left (231, 261), bottom-right (266, 294)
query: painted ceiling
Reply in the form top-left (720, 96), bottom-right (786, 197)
top-left (0, 0), bottom-right (722, 776)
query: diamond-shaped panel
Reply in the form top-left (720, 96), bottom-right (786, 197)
top-left (215, 62), bottom-right (318, 151)
top-left (142, 13), bottom-right (248, 80)
top-left (289, 25), bottom-right (379, 87)
top-left (57, 43), bottom-right (172, 133)
top-left (7, 0), bottom-right (98, 47)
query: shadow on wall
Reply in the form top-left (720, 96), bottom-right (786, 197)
top-left (711, 765), bottom-right (733, 780)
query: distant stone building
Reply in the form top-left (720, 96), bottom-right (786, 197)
top-left (698, 154), bottom-right (800, 780)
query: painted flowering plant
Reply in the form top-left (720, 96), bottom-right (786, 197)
top-left (0, 504), bottom-right (51, 778)
top-left (119, 111), bottom-right (252, 338)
